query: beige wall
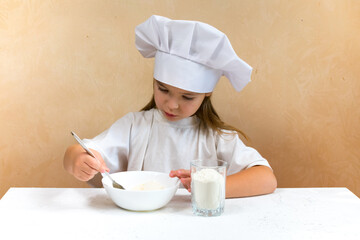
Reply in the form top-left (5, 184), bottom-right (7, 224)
top-left (1, 0), bottom-right (359, 199)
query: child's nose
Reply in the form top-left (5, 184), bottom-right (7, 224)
top-left (167, 97), bottom-right (179, 109)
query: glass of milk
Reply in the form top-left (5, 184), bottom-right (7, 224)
top-left (190, 159), bottom-right (227, 217)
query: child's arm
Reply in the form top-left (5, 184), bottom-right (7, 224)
top-left (225, 165), bottom-right (277, 198)
top-left (63, 144), bottom-right (109, 181)
top-left (170, 165), bottom-right (277, 198)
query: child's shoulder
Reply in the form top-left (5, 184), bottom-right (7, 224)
top-left (212, 128), bottom-right (243, 142)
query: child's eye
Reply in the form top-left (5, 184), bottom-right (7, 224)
top-left (182, 96), bottom-right (194, 101)
top-left (158, 87), bottom-right (168, 93)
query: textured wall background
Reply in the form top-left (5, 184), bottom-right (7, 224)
top-left (1, 0), bottom-right (359, 199)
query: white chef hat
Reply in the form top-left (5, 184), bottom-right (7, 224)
top-left (135, 15), bottom-right (252, 93)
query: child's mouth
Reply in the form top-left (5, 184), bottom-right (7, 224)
top-left (164, 111), bottom-right (176, 118)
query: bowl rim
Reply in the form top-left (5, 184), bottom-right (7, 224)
top-left (102, 171), bottom-right (180, 192)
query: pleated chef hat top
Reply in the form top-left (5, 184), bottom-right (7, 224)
top-left (135, 15), bottom-right (252, 93)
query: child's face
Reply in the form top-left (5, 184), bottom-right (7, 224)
top-left (153, 80), bottom-right (211, 121)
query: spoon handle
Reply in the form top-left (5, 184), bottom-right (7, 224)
top-left (71, 131), bottom-right (97, 158)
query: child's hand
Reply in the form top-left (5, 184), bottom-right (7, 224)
top-left (169, 169), bottom-right (191, 192)
top-left (64, 144), bottom-right (110, 182)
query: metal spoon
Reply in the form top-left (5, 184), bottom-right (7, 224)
top-left (70, 131), bottom-right (125, 190)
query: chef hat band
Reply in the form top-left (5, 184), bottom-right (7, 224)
top-left (135, 15), bottom-right (252, 93)
top-left (154, 51), bottom-right (221, 93)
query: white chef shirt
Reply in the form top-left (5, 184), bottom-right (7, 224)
top-left (83, 108), bottom-right (271, 176)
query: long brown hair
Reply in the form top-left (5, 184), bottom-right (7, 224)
top-left (141, 95), bottom-right (248, 141)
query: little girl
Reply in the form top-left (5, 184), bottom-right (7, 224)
top-left (63, 15), bottom-right (277, 198)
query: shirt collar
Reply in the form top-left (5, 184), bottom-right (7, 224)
top-left (154, 109), bottom-right (200, 127)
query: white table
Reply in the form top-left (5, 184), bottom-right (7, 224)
top-left (0, 187), bottom-right (359, 240)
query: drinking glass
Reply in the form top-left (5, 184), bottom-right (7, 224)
top-left (190, 159), bottom-right (227, 217)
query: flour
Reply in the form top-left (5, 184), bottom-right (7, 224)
top-left (131, 180), bottom-right (164, 191)
top-left (192, 168), bottom-right (224, 210)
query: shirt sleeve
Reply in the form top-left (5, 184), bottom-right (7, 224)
top-left (215, 131), bottom-right (271, 175)
top-left (82, 112), bottom-right (135, 173)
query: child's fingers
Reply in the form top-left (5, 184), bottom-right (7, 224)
top-left (169, 169), bottom-right (192, 192)
top-left (83, 156), bottom-right (102, 172)
top-left (86, 149), bottom-right (110, 173)
top-left (72, 150), bottom-right (109, 181)
top-left (169, 169), bottom-right (190, 178)
top-left (180, 177), bottom-right (191, 192)
top-left (72, 163), bottom-right (97, 181)
top-left (72, 159), bottom-right (96, 181)
top-left (77, 169), bottom-right (94, 181)
top-left (94, 150), bottom-right (110, 172)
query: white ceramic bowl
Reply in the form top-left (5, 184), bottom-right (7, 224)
top-left (102, 171), bottom-right (180, 211)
